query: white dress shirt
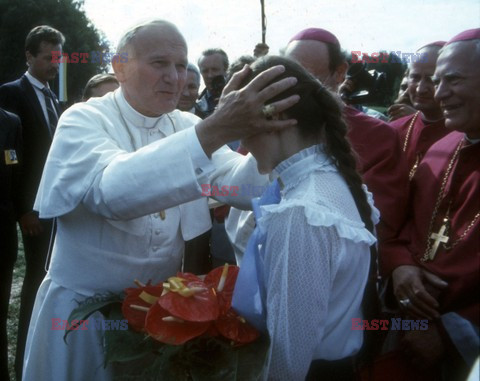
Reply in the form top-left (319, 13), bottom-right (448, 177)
top-left (25, 71), bottom-right (58, 124)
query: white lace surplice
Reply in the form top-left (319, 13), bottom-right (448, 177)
top-left (259, 145), bottom-right (378, 380)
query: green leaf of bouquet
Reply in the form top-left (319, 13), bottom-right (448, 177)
top-left (111, 337), bottom-right (187, 381)
top-left (63, 292), bottom-right (124, 343)
top-left (188, 335), bottom-right (270, 381)
top-left (104, 307), bottom-right (161, 366)
top-left (234, 335), bottom-right (270, 380)
top-left (185, 338), bottom-right (235, 381)
top-left (104, 329), bottom-right (157, 364)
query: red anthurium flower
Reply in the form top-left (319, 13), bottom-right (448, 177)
top-left (122, 284), bottom-right (163, 332)
top-left (145, 302), bottom-right (210, 345)
top-left (176, 272), bottom-right (203, 282)
top-left (204, 265), bottom-right (239, 314)
top-left (215, 309), bottom-right (260, 345)
top-left (205, 322), bottom-right (220, 337)
top-left (159, 277), bottom-right (219, 322)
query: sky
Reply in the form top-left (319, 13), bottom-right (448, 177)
top-left (83, 0), bottom-right (479, 67)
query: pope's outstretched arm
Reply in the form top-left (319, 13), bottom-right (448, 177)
top-left (34, 65), bottom-right (298, 219)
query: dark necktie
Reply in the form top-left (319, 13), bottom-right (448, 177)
top-left (41, 87), bottom-right (58, 136)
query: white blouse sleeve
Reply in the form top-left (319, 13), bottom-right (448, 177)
top-left (262, 205), bottom-right (341, 380)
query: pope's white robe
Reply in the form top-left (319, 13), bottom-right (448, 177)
top-left (22, 89), bottom-right (265, 381)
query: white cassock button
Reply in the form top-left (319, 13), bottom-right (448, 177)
top-left (195, 168), bottom-right (203, 175)
top-left (155, 229), bottom-right (161, 235)
top-left (153, 213), bottom-right (160, 218)
top-left (152, 246), bottom-right (159, 252)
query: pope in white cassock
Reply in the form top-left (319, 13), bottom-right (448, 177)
top-left (22, 19), bottom-right (300, 380)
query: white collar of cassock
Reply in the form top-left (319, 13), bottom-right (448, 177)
top-left (114, 88), bottom-right (165, 129)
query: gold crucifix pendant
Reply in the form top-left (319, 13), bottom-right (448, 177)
top-left (428, 224), bottom-right (449, 260)
top-left (159, 210), bottom-right (166, 220)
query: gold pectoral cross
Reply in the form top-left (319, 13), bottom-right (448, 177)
top-left (428, 224), bottom-right (449, 260)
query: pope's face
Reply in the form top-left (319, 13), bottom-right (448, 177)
top-left (434, 41), bottom-right (480, 138)
top-left (118, 25), bottom-right (188, 117)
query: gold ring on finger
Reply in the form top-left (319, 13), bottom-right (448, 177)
top-left (398, 298), bottom-right (411, 308)
top-left (262, 104), bottom-right (276, 120)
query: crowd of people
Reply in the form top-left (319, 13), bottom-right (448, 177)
top-left (0, 19), bottom-right (478, 381)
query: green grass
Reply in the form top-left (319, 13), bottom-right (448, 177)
top-left (7, 227), bottom-right (25, 381)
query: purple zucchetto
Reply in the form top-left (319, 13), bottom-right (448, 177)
top-left (289, 28), bottom-right (340, 46)
top-left (446, 28), bottom-right (480, 45)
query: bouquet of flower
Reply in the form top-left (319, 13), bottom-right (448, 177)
top-left (65, 264), bottom-right (269, 381)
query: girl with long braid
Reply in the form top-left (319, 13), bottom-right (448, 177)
top-left (233, 56), bottom-right (379, 380)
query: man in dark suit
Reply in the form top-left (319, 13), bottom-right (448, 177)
top-left (0, 108), bottom-right (22, 381)
top-left (0, 25), bottom-right (64, 379)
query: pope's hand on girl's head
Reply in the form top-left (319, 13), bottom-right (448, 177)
top-left (195, 65), bottom-right (299, 157)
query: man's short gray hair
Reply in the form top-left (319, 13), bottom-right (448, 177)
top-left (198, 48), bottom-right (229, 70)
top-left (116, 19), bottom-right (182, 58)
top-left (187, 63), bottom-right (201, 85)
